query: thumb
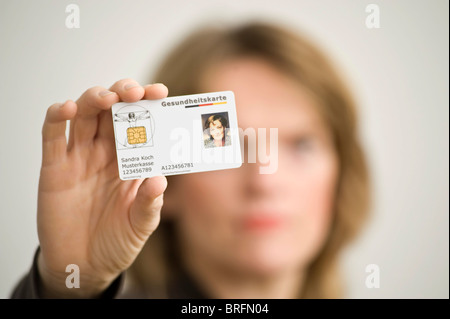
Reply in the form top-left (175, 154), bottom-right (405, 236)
top-left (129, 176), bottom-right (168, 240)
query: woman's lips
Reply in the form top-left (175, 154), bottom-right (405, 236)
top-left (241, 214), bottom-right (284, 231)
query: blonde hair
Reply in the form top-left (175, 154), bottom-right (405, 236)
top-left (127, 22), bottom-right (370, 298)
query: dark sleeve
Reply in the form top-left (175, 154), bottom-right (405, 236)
top-left (10, 247), bottom-right (124, 299)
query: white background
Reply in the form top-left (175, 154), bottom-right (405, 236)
top-left (0, 0), bottom-right (448, 298)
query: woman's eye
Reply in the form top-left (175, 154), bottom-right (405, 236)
top-left (293, 137), bottom-right (314, 153)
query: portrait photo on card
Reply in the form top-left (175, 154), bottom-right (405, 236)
top-left (202, 112), bottom-right (231, 149)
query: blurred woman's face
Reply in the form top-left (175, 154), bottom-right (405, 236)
top-left (166, 57), bottom-right (339, 277)
top-left (209, 120), bottom-right (224, 141)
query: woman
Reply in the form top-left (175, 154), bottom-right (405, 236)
top-left (203, 114), bottom-right (231, 148)
top-left (11, 22), bottom-right (370, 299)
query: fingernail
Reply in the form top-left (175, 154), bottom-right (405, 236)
top-left (99, 90), bottom-right (114, 97)
top-left (124, 83), bottom-right (139, 90)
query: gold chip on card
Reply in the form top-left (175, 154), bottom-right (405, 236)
top-left (127, 126), bottom-right (147, 144)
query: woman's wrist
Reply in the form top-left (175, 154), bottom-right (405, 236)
top-left (36, 251), bottom-right (114, 298)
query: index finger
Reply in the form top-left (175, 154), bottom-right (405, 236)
top-left (143, 83), bottom-right (169, 100)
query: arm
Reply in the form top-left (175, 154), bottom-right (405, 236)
top-left (12, 80), bottom-right (169, 298)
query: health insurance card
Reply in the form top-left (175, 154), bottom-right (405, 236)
top-left (111, 91), bottom-right (242, 180)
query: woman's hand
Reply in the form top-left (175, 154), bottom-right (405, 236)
top-left (36, 79), bottom-right (168, 298)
